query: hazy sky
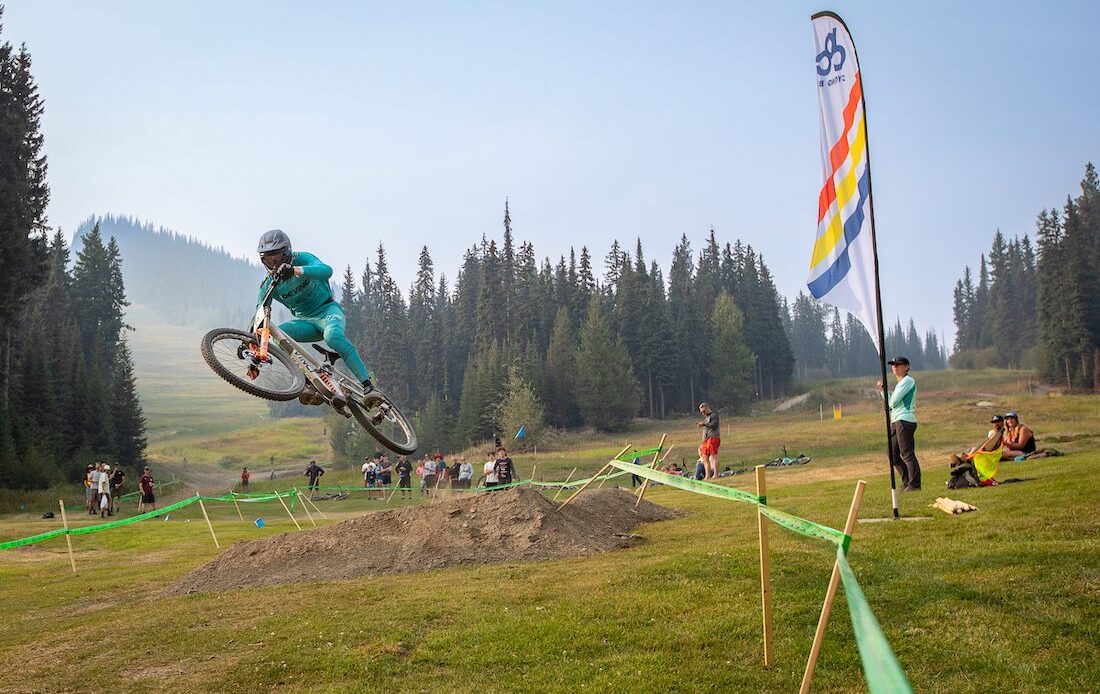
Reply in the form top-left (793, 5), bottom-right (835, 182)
top-left (5, 1), bottom-right (1098, 344)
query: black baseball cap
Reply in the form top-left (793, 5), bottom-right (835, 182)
top-left (990, 414), bottom-right (1004, 423)
top-left (887, 356), bottom-right (910, 366)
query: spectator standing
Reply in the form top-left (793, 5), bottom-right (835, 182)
top-left (458, 457), bottom-right (473, 489)
top-left (395, 456), bottom-right (413, 499)
top-left (138, 466), bottom-right (155, 513)
top-left (304, 460), bottom-right (325, 498)
top-left (378, 455), bottom-right (393, 495)
top-left (422, 455), bottom-right (438, 497)
top-left (97, 465), bottom-right (112, 517)
top-left (483, 451), bottom-right (498, 489)
top-left (449, 457), bottom-right (462, 491)
top-left (1002, 411), bottom-right (1037, 459)
top-left (110, 466), bottom-right (126, 515)
top-left (697, 403), bottom-right (721, 480)
top-left (878, 356), bottom-right (921, 491)
top-left (84, 464), bottom-right (95, 514)
top-left (493, 448), bottom-right (516, 487)
top-left (362, 456), bottom-right (373, 489)
top-left (89, 464), bottom-right (103, 515)
top-left (241, 467), bottom-right (250, 490)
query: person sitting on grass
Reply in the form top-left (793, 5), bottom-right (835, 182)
top-left (1001, 411), bottom-right (1037, 460)
top-left (947, 425), bottom-right (1004, 489)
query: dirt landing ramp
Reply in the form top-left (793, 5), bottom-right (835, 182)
top-left (167, 487), bottom-right (682, 594)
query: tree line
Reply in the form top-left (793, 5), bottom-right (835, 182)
top-left (785, 292), bottom-right (947, 380)
top-left (314, 203), bottom-right (941, 459)
top-left (952, 163), bottom-right (1099, 389)
top-left (0, 16), bottom-right (146, 489)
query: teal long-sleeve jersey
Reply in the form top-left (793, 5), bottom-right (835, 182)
top-left (256, 252), bottom-right (334, 317)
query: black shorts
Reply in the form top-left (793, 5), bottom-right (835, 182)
top-left (424, 474), bottom-right (436, 487)
top-left (141, 492), bottom-right (155, 504)
top-left (399, 476), bottom-right (411, 489)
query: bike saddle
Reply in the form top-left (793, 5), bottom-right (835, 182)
top-left (311, 344), bottom-right (341, 365)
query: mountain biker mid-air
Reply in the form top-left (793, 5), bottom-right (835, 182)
top-left (256, 229), bottom-right (373, 406)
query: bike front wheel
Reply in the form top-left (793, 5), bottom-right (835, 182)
top-left (201, 328), bottom-right (306, 401)
top-left (347, 395), bottom-right (418, 455)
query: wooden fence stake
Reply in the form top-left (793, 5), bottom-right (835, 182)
top-left (303, 491), bottom-right (328, 519)
top-left (275, 490), bottom-right (302, 530)
top-left (798, 480), bottom-right (866, 694)
top-left (756, 466), bottom-right (774, 666)
top-left (552, 467), bottom-right (578, 502)
top-left (230, 491), bottom-right (245, 523)
top-left (293, 488), bottom-right (318, 527)
top-left (197, 496), bottom-right (220, 549)
top-left (558, 444), bottom-right (632, 511)
top-left (58, 500), bottom-right (76, 574)
top-left (634, 435), bottom-right (670, 507)
top-left (530, 464), bottom-right (537, 484)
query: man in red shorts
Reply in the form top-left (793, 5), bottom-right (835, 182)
top-left (697, 402), bottom-right (721, 480)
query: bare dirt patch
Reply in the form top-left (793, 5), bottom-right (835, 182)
top-left (166, 487), bottom-right (682, 594)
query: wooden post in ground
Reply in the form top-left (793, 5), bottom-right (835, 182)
top-left (230, 491), bottom-right (245, 523)
top-left (552, 467), bottom-right (578, 502)
top-left (529, 464), bottom-right (537, 485)
top-left (302, 491), bottom-right (328, 519)
top-left (387, 483), bottom-right (400, 503)
top-left (798, 480), bottom-right (866, 694)
top-left (756, 465), bottom-right (774, 666)
top-left (275, 490), bottom-right (302, 530)
top-left (58, 500), bottom-right (76, 574)
top-left (634, 435), bottom-right (670, 507)
top-left (197, 496), bottom-right (220, 549)
top-left (558, 444), bottom-right (632, 511)
top-left (293, 488), bottom-right (318, 527)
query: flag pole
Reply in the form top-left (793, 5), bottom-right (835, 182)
top-left (839, 12), bottom-right (900, 520)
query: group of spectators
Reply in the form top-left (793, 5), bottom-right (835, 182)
top-left (83, 463), bottom-right (154, 517)
top-left (355, 447), bottom-right (518, 500)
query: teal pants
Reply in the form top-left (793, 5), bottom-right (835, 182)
top-left (278, 303), bottom-right (371, 383)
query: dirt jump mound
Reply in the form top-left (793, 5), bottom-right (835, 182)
top-left (167, 486), bottom-right (682, 594)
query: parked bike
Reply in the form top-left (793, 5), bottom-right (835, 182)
top-left (200, 276), bottom-right (417, 454)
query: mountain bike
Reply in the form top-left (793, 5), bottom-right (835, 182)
top-left (199, 277), bottom-right (418, 455)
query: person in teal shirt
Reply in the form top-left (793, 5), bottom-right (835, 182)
top-left (256, 229), bottom-right (373, 405)
top-left (877, 356), bottom-right (921, 490)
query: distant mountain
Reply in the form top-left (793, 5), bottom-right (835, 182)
top-left (73, 214), bottom-right (263, 328)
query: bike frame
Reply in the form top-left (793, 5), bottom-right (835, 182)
top-left (252, 277), bottom-right (361, 409)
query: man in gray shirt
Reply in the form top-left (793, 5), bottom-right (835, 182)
top-left (697, 402), bottom-right (721, 480)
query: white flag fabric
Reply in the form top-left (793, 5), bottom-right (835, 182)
top-left (807, 12), bottom-right (881, 351)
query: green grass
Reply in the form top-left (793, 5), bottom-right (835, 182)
top-left (1, 370), bottom-right (1098, 692)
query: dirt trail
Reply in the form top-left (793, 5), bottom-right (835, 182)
top-left (167, 487), bottom-right (681, 594)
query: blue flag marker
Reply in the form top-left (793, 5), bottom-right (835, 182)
top-left (255, 517), bottom-right (265, 528)
top-left (515, 425), bottom-right (526, 440)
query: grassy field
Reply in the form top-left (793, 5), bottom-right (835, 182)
top-left (1, 370), bottom-right (1097, 692)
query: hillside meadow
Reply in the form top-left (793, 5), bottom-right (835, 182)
top-left (0, 369), bottom-right (1097, 692)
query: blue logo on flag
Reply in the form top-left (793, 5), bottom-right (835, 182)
top-left (816, 28), bottom-right (846, 76)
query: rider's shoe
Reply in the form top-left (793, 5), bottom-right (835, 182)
top-left (361, 379), bottom-right (377, 405)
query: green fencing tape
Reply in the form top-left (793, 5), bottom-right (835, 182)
top-left (0, 527), bottom-right (68, 550)
top-left (616, 447), bottom-right (661, 462)
top-left (607, 460), bottom-right (763, 505)
top-left (758, 505), bottom-right (849, 550)
top-left (837, 546), bottom-right (914, 694)
top-left (67, 496), bottom-right (200, 536)
top-left (473, 479), bottom-right (533, 493)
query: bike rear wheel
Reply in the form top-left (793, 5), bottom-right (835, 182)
top-left (201, 328), bottom-right (305, 401)
top-left (346, 393), bottom-right (418, 455)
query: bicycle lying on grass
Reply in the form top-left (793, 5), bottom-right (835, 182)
top-left (200, 276), bottom-right (418, 455)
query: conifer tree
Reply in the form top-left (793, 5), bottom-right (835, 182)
top-left (574, 301), bottom-right (639, 431)
top-left (707, 294), bottom-right (756, 413)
